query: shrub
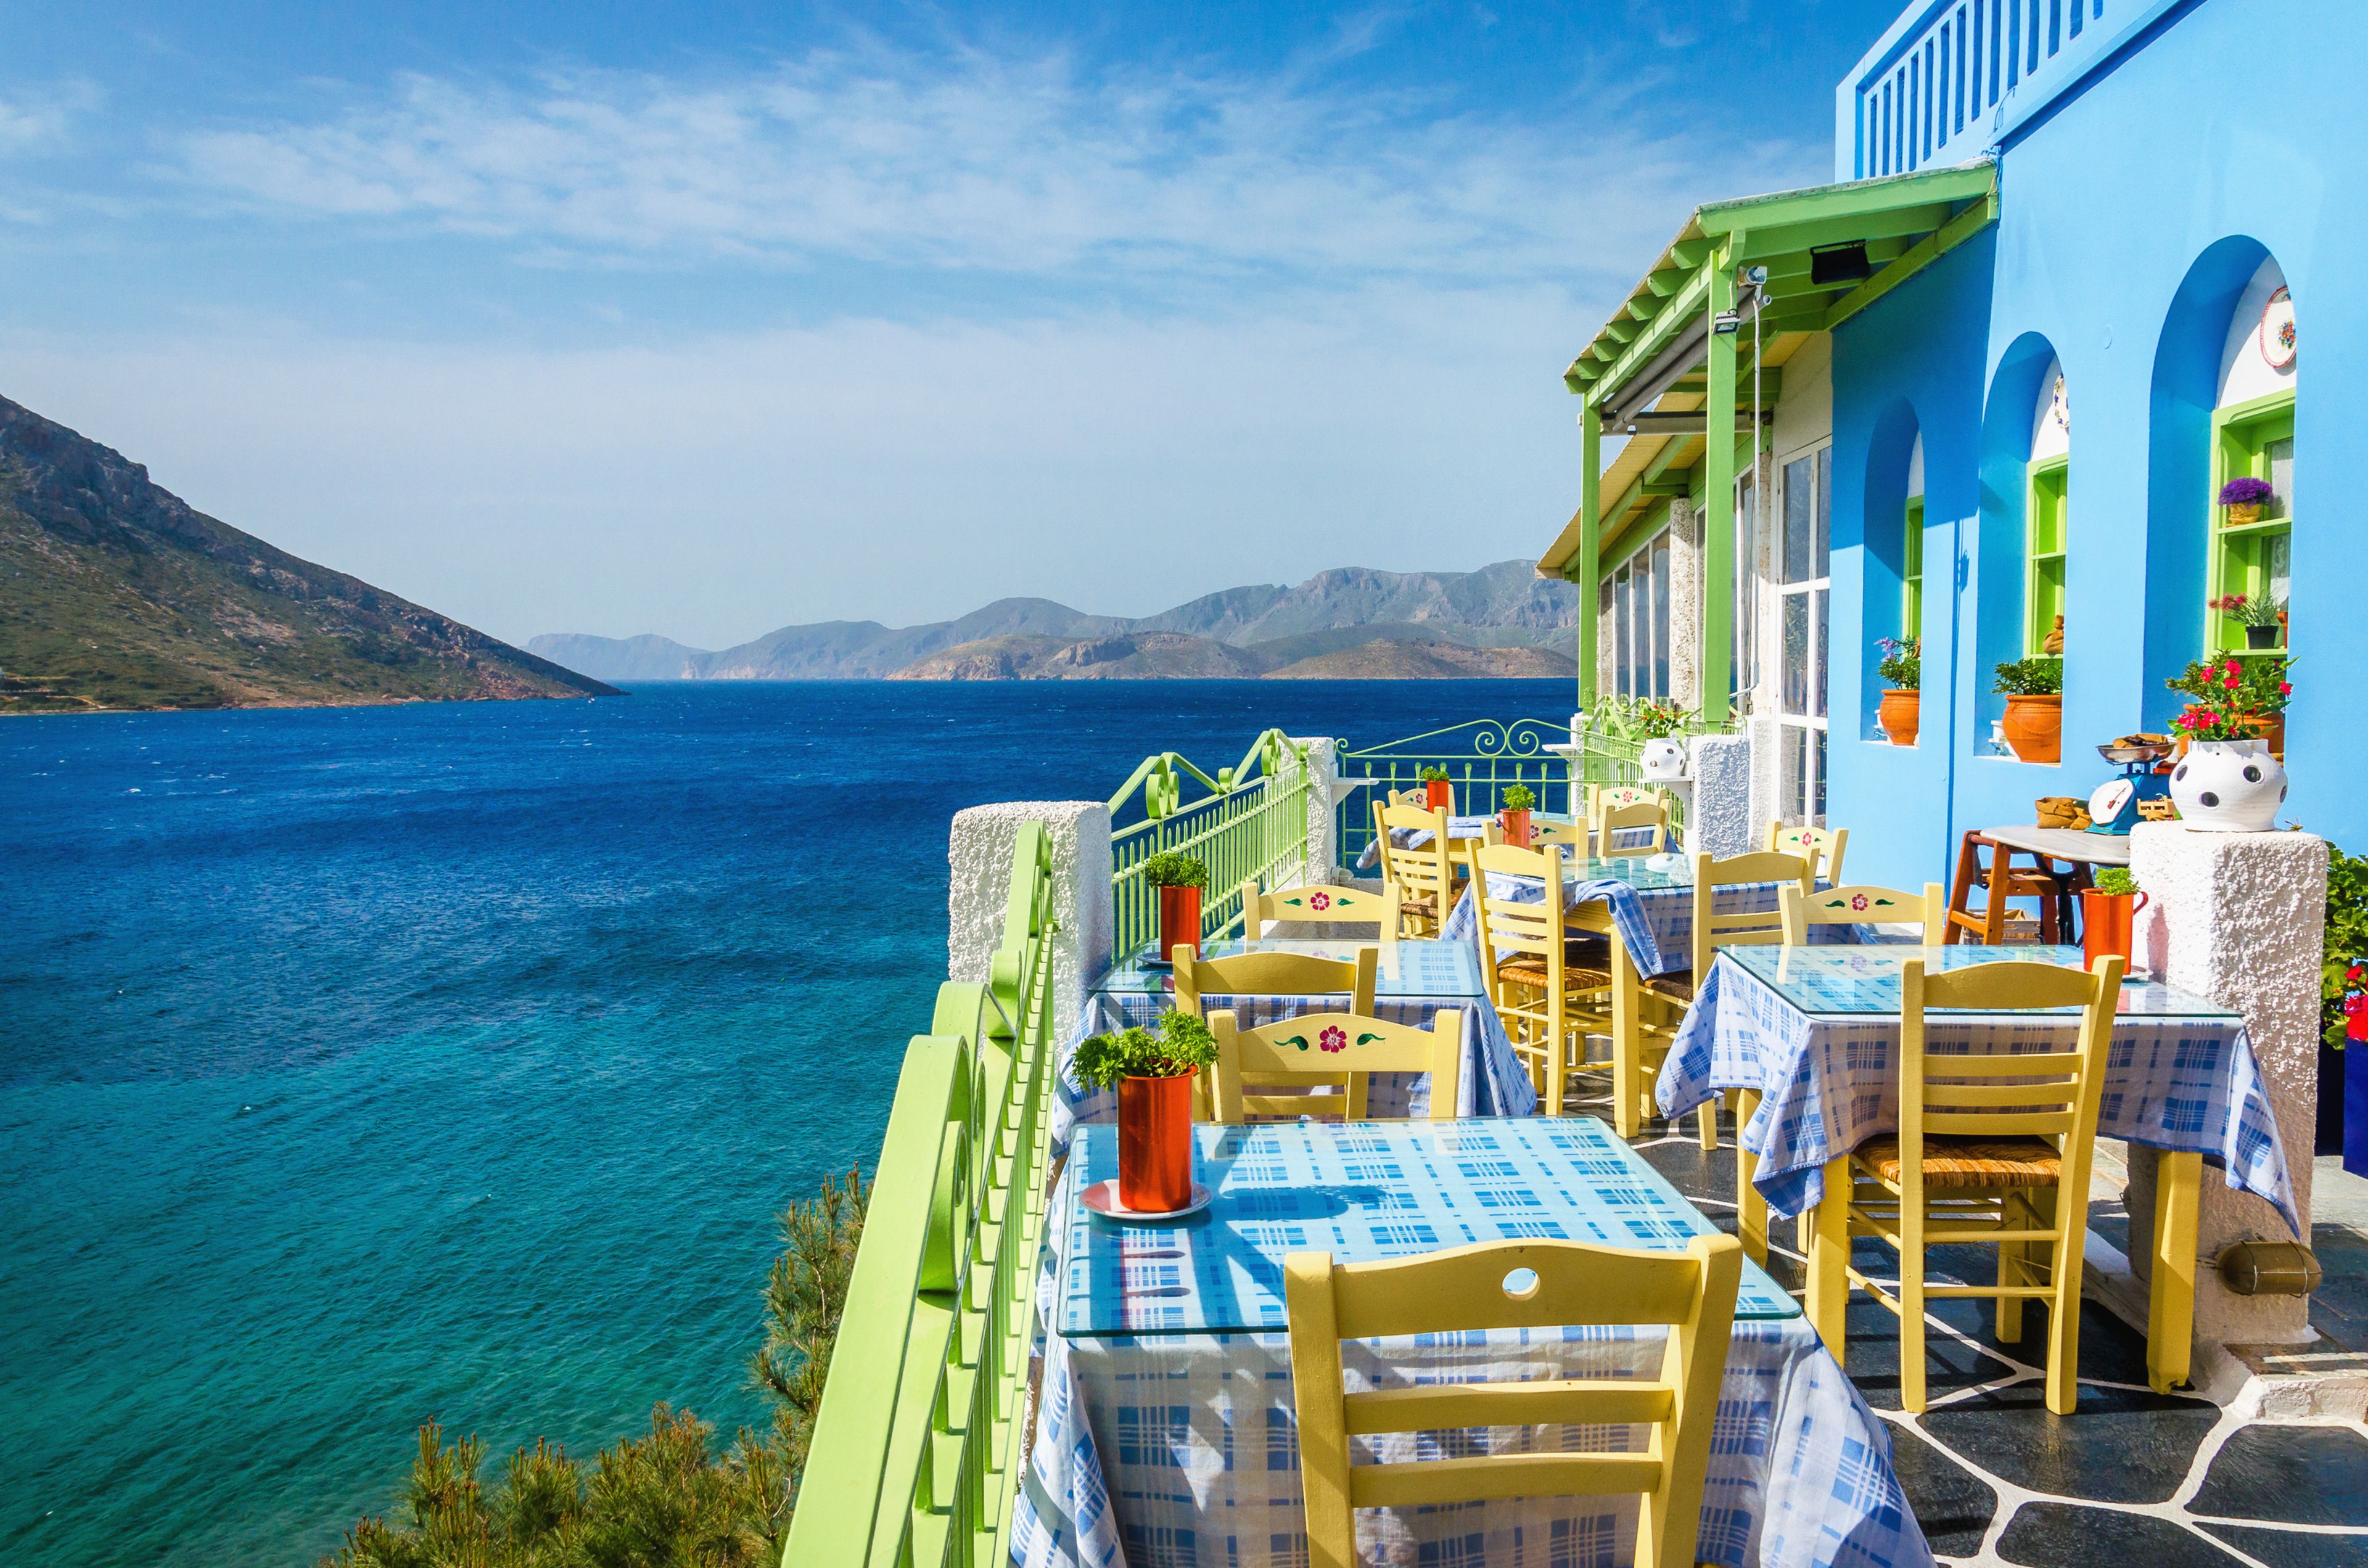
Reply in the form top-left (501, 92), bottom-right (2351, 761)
top-left (1072, 1013), bottom-right (1220, 1089)
top-left (1992, 658), bottom-right (2063, 697)
top-left (1138, 852), bottom-right (1207, 890)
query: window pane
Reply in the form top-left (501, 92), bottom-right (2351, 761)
top-left (1786, 725), bottom-right (1809, 822)
top-left (2267, 437), bottom-right (2293, 520)
top-left (1781, 591), bottom-right (1810, 715)
top-left (2267, 533), bottom-right (2291, 610)
top-left (1783, 456), bottom-right (1814, 583)
top-left (1815, 446), bottom-right (1833, 578)
top-left (1814, 729), bottom-right (1828, 823)
top-left (1651, 535), bottom-right (1672, 699)
top-left (1813, 586), bottom-right (1828, 718)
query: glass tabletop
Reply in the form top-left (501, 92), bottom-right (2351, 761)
top-left (1059, 1117), bottom-right (1798, 1336)
top-left (1096, 937), bottom-right (1487, 999)
top-left (1482, 851), bottom-right (1695, 892)
top-left (1724, 944), bottom-right (2238, 1019)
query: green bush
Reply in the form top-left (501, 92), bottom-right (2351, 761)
top-left (1418, 766), bottom-right (1450, 783)
top-left (1501, 784), bottom-right (1537, 812)
top-left (2325, 844), bottom-right (2368, 1048)
top-left (2093, 867), bottom-right (2137, 897)
top-left (1072, 1013), bottom-right (1219, 1090)
top-left (1138, 852), bottom-right (1207, 890)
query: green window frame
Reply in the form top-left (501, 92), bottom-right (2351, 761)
top-left (1902, 496), bottom-right (1925, 641)
top-left (2025, 455), bottom-right (2068, 660)
top-left (2208, 388), bottom-right (2295, 657)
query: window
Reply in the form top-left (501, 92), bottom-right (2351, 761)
top-left (2210, 390), bottom-right (2295, 656)
top-left (1602, 523), bottom-right (1674, 700)
top-left (1902, 496), bottom-right (1925, 641)
top-left (2026, 456), bottom-right (2068, 659)
top-left (1778, 448), bottom-right (1832, 824)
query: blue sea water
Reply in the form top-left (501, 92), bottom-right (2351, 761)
top-left (0, 679), bottom-right (1569, 1567)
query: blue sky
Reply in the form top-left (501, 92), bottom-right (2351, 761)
top-left (1, 1), bottom-right (1900, 647)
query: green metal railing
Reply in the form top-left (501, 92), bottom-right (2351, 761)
top-left (1108, 730), bottom-right (1314, 957)
top-left (782, 821), bottom-right (1058, 1568)
top-left (1335, 717), bottom-right (1575, 869)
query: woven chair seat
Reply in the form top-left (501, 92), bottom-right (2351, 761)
top-left (1853, 1135), bottom-right (2062, 1189)
top-left (1495, 956), bottom-right (1612, 993)
top-left (1398, 891), bottom-right (1441, 916)
top-left (1643, 969), bottom-right (1696, 1004)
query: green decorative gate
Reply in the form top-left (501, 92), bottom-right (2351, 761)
top-left (1108, 730), bottom-right (1312, 957)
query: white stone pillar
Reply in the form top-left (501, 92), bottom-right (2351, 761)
top-left (1685, 733), bottom-right (1754, 860)
top-left (2123, 822), bottom-right (2329, 1345)
top-left (1287, 735), bottom-right (1341, 888)
top-left (949, 801), bottom-right (1113, 1046)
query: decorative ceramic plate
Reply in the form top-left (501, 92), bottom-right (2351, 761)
top-left (1080, 1179), bottom-right (1212, 1222)
top-left (2261, 285), bottom-right (2296, 369)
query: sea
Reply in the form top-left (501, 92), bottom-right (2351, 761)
top-left (0, 678), bottom-right (1571, 1567)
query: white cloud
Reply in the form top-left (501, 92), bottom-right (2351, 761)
top-left (171, 47), bottom-right (1786, 290)
top-left (0, 80), bottom-right (101, 154)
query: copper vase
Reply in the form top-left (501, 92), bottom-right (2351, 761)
top-left (1117, 1072), bottom-right (1196, 1212)
top-left (1157, 884), bottom-right (1201, 964)
top-left (2081, 889), bottom-right (2148, 970)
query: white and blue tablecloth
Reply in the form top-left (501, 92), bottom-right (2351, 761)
top-left (1441, 864), bottom-right (1805, 979)
top-left (1013, 1119), bottom-right (1932, 1568)
top-left (1655, 947), bottom-right (2300, 1231)
top-left (1355, 815), bottom-right (1656, 871)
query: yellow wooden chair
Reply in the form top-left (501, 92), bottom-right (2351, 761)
top-left (1467, 841), bottom-right (1613, 1117)
top-left (1594, 799), bottom-right (1673, 856)
top-left (1178, 948), bottom-right (1379, 1119)
top-left (1207, 1006), bottom-right (1461, 1123)
top-left (1589, 785), bottom-right (1675, 857)
top-left (1529, 816), bottom-right (1587, 854)
top-left (1375, 802), bottom-right (1457, 938)
top-left (1766, 822), bottom-right (1849, 886)
top-left (1842, 955), bottom-right (2123, 1413)
top-left (1285, 1233), bottom-right (1741, 1568)
top-left (1240, 878), bottom-right (1400, 943)
top-left (1780, 882), bottom-right (1947, 945)
top-left (1619, 851), bottom-right (1812, 1149)
top-left (1587, 782), bottom-right (1672, 819)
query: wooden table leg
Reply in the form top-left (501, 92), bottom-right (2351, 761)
top-left (1611, 940), bottom-right (1642, 1138)
top-left (1807, 1154), bottom-right (1854, 1360)
top-left (2149, 1151), bottom-right (2202, 1393)
top-left (1736, 1088), bottom-right (1767, 1265)
top-left (1945, 832), bottom-right (1981, 945)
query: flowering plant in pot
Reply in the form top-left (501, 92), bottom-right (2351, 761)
top-left (2082, 866), bottom-right (2150, 971)
top-left (2209, 591), bottom-right (2287, 651)
top-left (1598, 696), bottom-right (1694, 778)
top-left (1875, 636), bottom-right (1921, 746)
top-left (1498, 783), bottom-right (1537, 848)
top-left (1992, 657), bottom-right (2064, 763)
top-left (1140, 852), bottom-right (1209, 963)
top-left (2164, 660), bottom-right (2290, 831)
top-left (1418, 766), bottom-right (1453, 811)
top-left (1074, 1013), bottom-right (1219, 1212)
top-left (2218, 475), bottom-right (2275, 526)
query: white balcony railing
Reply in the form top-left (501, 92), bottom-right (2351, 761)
top-left (1835, 0), bottom-right (2184, 182)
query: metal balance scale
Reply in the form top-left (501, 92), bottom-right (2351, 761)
top-left (2086, 737), bottom-right (2175, 834)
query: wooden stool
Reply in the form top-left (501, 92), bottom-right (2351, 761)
top-left (1944, 832), bottom-right (2084, 945)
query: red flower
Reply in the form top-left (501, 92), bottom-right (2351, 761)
top-left (2349, 964), bottom-right (2365, 982)
top-left (2222, 676), bottom-right (2240, 690)
top-left (1308, 890), bottom-right (1331, 911)
top-left (1318, 1025), bottom-right (1347, 1054)
top-left (2280, 683), bottom-right (2293, 695)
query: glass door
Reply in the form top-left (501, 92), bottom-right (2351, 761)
top-left (1778, 448), bottom-right (1831, 823)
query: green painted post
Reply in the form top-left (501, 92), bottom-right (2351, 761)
top-left (1702, 249), bottom-right (1737, 729)
top-left (1576, 398), bottom-right (1601, 712)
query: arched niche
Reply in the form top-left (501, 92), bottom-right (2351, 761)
top-left (1975, 332), bottom-right (2066, 750)
top-left (1860, 398), bottom-right (1923, 740)
top-left (2146, 237), bottom-right (2293, 724)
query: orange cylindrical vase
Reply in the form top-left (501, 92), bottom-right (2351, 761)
top-left (1157, 884), bottom-right (1201, 964)
top-left (1500, 808), bottom-right (1532, 848)
top-left (2001, 695), bottom-right (2062, 764)
top-left (1117, 1072), bottom-right (1196, 1212)
top-left (2081, 890), bottom-right (2148, 969)
top-left (1878, 689), bottom-right (1920, 747)
top-left (1425, 778), bottom-right (1453, 811)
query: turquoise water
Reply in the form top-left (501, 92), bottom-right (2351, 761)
top-left (0, 680), bottom-right (1567, 1565)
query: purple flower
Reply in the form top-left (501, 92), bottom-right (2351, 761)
top-left (2218, 476), bottom-right (2274, 507)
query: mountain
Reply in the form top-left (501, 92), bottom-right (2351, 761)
top-left (535, 561), bottom-right (1578, 683)
top-left (0, 394), bottom-right (617, 712)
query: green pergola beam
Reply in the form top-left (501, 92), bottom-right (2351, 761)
top-left (1733, 203), bottom-right (1962, 263)
top-left (1695, 162), bottom-right (1995, 237)
top-left (1701, 247), bottom-right (1737, 728)
top-left (1576, 262), bottom-right (1710, 409)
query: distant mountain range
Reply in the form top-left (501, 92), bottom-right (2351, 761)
top-left (0, 393), bottom-right (615, 712)
top-left (532, 562), bottom-right (1580, 682)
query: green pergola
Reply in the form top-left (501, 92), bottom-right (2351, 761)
top-left (1563, 160), bottom-right (1998, 722)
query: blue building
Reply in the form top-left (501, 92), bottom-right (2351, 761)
top-left (1540, 0), bottom-right (2366, 888)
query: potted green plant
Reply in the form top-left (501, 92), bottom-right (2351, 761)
top-left (1875, 636), bottom-right (1921, 747)
top-left (2168, 654), bottom-right (2292, 755)
top-left (1498, 783), bottom-right (1536, 848)
top-left (1073, 1013), bottom-right (1218, 1212)
top-left (1140, 852), bottom-right (1209, 963)
top-left (1418, 766), bottom-right (1452, 811)
top-left (2218, 475), bottom-right (2274, 526)
top-left (2210, 592), bottom-right (2287, 651)
top-left (2082, 867), bottom-right (2150, 970)
top-left (1993, 657), bottom-right (2064, 763)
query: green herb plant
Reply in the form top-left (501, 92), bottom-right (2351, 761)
top-left (1875, 636), bottom-right (1920, 688)
top-left (1418, 766), bottom-right (1450, 783)
top-left (1992, 658), bottom-right (2063, 697)
top-left (1500, 784), bottom-right (1537, 812)
top-left (1138, 852), bottom-right (1208, 890)
top-left (2093, 867), bottom-right (2138, 897)
top-left (1072, 1013), bottom-right (1220, 1088)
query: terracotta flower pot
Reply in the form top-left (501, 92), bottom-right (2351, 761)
top-left (1499, 808), bottom-right (1532, 848)
top-left (2000, 694), bottom-right (2062, 764)
top-left (2081, 889), bottom-right (2148, 970)
top-left (1878, 688), bottom-right (1920, 747)
top-left (1157, 884), bottom-right (1202, 963)
top-left (1424, 778), bottom-right (1453, 811)
top-left (1117, 1072), bottom-right (1196, 1212)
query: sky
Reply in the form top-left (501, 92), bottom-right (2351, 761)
top-left (0, 1), bottom-right (1902, 649)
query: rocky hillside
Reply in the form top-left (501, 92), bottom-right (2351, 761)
top-left (0, 394), bottom-right (616, 712)
top-left (538, 561), bottom-right (1578, 682)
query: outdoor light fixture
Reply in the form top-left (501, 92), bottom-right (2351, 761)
top-left (1811, 240), bottom-right (1873, 286)
top-left (1712, 311), bottom-right (1741, 335)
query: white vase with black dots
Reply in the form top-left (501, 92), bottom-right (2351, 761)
top-left (2168, 738), bottom-right (2287, 832)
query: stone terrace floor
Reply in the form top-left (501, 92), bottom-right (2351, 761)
top-left (1613, 1102), bottom-right (2368, 1567)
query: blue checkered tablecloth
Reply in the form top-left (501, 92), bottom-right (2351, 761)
top-left (1014, 1120), bottom-right (1930, 1568)
top-left (1441, 862), bottom-right (1801, 979)
top-left (1354, 814), bottom-right (1657, 871)
top-left (1655, 946), bottom-right (2300, 1231)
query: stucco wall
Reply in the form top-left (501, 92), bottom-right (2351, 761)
top-left (948, 801), bottom-right (1112, 1045)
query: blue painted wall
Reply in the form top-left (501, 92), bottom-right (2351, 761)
top-left (1826, 0), bottom-right (2368, 886)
